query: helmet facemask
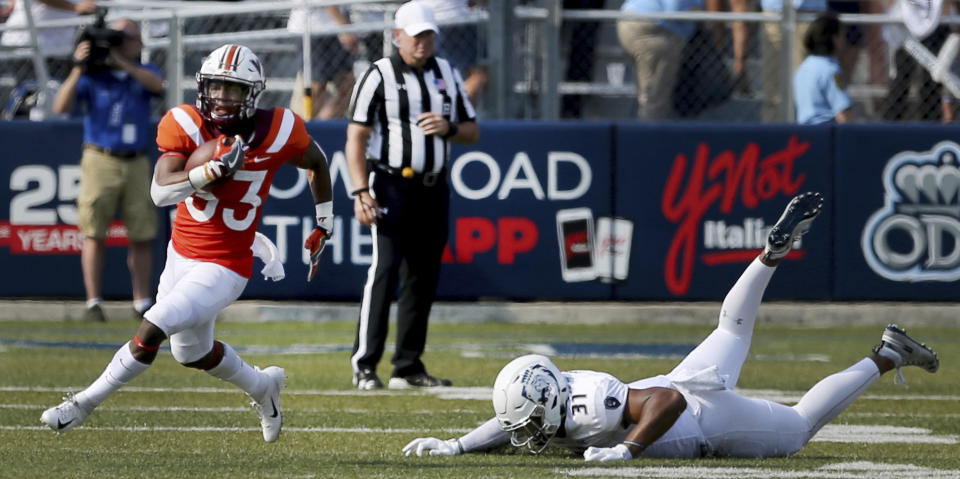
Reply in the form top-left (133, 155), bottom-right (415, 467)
top-left (198, 78), bottom-right (253, 130)
top-left (196, 44), bottom-right (265, 133)
top-left (504, 403), bottom-right (557, 453)
top-left (493, 355), bottom-right (569, 455)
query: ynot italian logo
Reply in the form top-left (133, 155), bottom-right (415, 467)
top-left (863, 141), bottom-right (960, 282)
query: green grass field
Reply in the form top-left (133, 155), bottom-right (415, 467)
top-left (0, 318), bottom-right (957, 478)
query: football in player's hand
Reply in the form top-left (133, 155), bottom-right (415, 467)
top-left (185, 139), bottom-right (224, 191)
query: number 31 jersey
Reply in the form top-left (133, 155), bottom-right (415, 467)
top-left (156, 105), bottom-right (310, 278)
top-left (552, 370), bottom-right (705, 458)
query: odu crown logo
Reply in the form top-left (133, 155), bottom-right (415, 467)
top-left (862, 141), bottom-right (960, 282)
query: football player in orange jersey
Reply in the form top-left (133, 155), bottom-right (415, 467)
top-left (40, 44), bottom-right (333, 443)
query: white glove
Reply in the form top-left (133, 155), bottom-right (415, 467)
top-left (583, 444), bottom-right (632, 462)
top-left (251, 232), bottom-right (285, 281)
top-left (402, 437), bottom-right (461, 457)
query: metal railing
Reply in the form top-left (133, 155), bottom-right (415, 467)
top-left (0, 0), bottom-right (951, 122)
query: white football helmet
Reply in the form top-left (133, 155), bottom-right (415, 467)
top-left (196, 44), bottom-right (265, 131)
top-left (492, 354), bottom-right (569, 454)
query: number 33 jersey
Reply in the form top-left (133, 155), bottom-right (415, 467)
top-left (552, 370), bottom-right (706, 458)
top-left (156, 104), bottom-right (311, 278)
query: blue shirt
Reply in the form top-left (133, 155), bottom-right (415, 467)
top-left (74, 63), bottom-right (162, 151)
top-left (793, 55), bottom-right (850, 124)
top-left (622, 0), bottom-right (704, 40)
top-left (760, 0), bottom-right (826, 11)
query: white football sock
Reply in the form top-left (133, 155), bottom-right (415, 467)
top-left (86, 298), bottom-right (102, 309)
top-left (74, 341), bottom-right (149, 411)
top-left (205, 342), bottom-right (267, 402)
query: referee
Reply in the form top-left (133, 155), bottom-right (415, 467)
top-left (346, 1), bottom-right (479, 390)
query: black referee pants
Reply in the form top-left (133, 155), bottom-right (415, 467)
top-left (350, 171), bottom-right (450, 378)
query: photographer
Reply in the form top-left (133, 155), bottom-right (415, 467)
top-left (53, 17), bottom-right (164, 322)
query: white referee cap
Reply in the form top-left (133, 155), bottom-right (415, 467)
top-left (394, 1), bottom-right (439, 37)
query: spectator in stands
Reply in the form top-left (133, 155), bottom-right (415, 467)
top-left (793, 12), bottom-right (850, 124)
top-left (760, 0), bottom-right (825, 122)
top-left (1, 1), bottom-right (14, 22)
top-left (419, 0), bottom-right (489, 104)
top-left (561, 0), bottom-right (605, 118)
top-left (827, 0), bottom-right (862, 79)
top-left (52, 18), bottom-right (163, 322)
top-left (617, 0), bottom-right (704, 120)
top-left (879, 3), bottom-right (951, 121)
top-left (1, 0), bottom-right (97, 79)
top-left (1, 0), bottom-right (96, 52)
top-left (705, 0), bottom-right (752, 94)
top-left (287, 6), bottom-right (360, 120)
top-left (941, 52), bottom-right (960, 122)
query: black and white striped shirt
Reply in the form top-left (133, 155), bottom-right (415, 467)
top-left (347, 52), bottom-right (476, 175)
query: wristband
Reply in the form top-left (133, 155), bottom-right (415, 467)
top-left (442, 121), bottom-right (458, 139)
top-left (315, 201), bottom-right (333, 229)
top-left (351, 187), bottom-right (369, 197)
top-left (622, 440), bottom-right (646, 451)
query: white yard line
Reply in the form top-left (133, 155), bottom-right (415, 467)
top-left (558, 461), bottom-right (960, 479)
top-left (6, 423), bottom-right (956, 445)
top-left (0, 385), bottom-right (493, 400)
top-left (3, 425), bottom-right (473, 434)
top-left (4, 385), bottom-right (958, 402)
top-left (5, 401), bottom-right (956, 418)
top-left (812, 425), bottom-right (957, 444)
top-left (0, 404), bottom-right (479, 414)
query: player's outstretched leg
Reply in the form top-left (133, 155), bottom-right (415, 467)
top-left (669, 192), bottom-right (824, 388)
top-left (196, 339), bottom-right (287, 443)
top-left (40, 340), bottom-right (152, 433)
top-left (760, 191), bottom-right (824, 266)
top-left (793, 324), bottom-right (938, 437)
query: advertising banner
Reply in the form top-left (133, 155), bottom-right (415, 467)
top-left (264, 121), bottom-right (615, 300)
top-left (835, 124), bottom-right (960, 300)
top-left (1, 121), bottom-right (167, 297)
top-left (2, 120), bottom-right (956, 301)
top-left (613, 123), bottom-right (834, 300)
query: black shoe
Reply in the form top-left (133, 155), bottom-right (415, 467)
top-left (82, 304), bottom-right (106, 323)
top-left (352, 368), bottom-right (383, 390)
top-left (388, 373), bottom-right (452, 389)
top-left (762, 192), bottom-right (824, 262)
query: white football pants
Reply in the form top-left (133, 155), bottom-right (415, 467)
top-left (144, 241), bottom-right (247, 363)
top-left (668, 258), bottom-right (880, 457)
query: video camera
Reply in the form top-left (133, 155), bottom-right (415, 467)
top-left (74, 7), bottom-right (125, 72)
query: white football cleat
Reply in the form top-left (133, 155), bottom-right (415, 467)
top-left (40, 394), bottom-right (90, 433)
top-left (251, 366), bottom-right (286, 443)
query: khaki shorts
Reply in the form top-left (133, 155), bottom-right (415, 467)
top-left (77, 147), bottom-right (158, 241)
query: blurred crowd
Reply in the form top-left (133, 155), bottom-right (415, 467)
top-left (2, 0), bottom-right (959, 123)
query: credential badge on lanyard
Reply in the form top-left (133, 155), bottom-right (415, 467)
top-left (434, 77), bottom-right (451, 116)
